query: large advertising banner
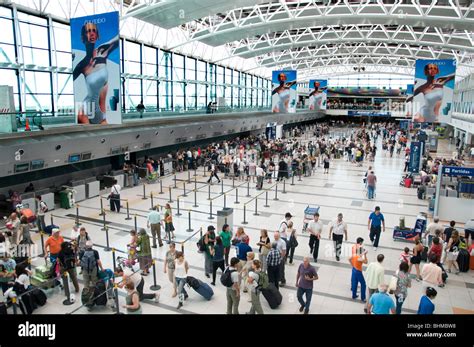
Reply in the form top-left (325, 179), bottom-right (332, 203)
top-left (410, 59), bottom-right (456, 124)
top-left (308, 79), bottom-right (327, 111)
top-left (272, 70), bottom-right (297, 113)
top-left (71, 12), bottom-right (121, 124)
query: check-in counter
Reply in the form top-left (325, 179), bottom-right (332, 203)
top-left (111, 170), bottom-right (125, 188)
top-left (35, 188), bottom-right (55, 212)
top-left (69, 180), bottom-right (86, 202)
top-left (85, 177), bottom-right (100, 198)
top-left (19, 192), bottom-right (36, 213)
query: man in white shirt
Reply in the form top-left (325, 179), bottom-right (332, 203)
top-left (425, 217), bottom-right (443, 247)
top-left (35, 195), bottom-right (48, 232)
top-left (278, 212), bottom-right (292, 241)
top-left (274, 231), bottom-right (287, 286)
top-left (364, 254), bottom-right (385, 312)
top-left (329, 213), bottom-right (348, 261)
top-left (109, 179), bottom-right (121, 213)
top-left (256, 165), bottom-right (265, 190)
top-left (307, 212), bottom-right (323, 262)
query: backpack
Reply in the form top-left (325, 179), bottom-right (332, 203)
top-left (256, 271), bottom-right (269, 290)
top-left (80, 250), bottom-right (97, 274)
top-left (197, 237), bottom-right (206, 253)
top-left (62, 245), bottom-right (76, 271)
top-left (220, 268), bottom-right (236, 288)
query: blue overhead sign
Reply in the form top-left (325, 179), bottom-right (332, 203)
top-left (348, 111), bottom-right (391, 117)
top-left (442, 166), bottom-right (474, 177)
top-left (409, 141), bottom-right (422, 173)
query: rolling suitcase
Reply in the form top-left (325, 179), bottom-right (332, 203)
top-left (261, 283), bottom-right (282, 309)
top-left (457, 249), bottom-right (470, 273)
top-left (81, 287), bottom-right (95, 307)
top-left (94, 280), bottom-right (108, 306)
top-left (186, 276), bottom-right (214, 301)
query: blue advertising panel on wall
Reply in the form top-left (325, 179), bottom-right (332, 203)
top-left (409, 141), bottom-right (422, 173)
top-left (308, 79), bottom-right (327, 111)
top-left (442, 166), bottom-right (474, 177)
top-left (412, 59), bottom-right (456, 124)
top-left (71, 11), bottom-right (121, 124)
top-left (272, 70), bottom-right (297, 113)
top-left (348, 111), bottom-right (391, 117)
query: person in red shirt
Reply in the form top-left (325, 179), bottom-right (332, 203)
top-left (428, 237), bottom-right (443, 264)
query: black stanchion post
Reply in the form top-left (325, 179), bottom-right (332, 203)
top-left (62, 272), bottom-right (74, 305)
top-left (242, 204), bottom-right (248, 224)
top-left (174, 174), bottom-right (177, 188)
top-left (75, 205), bottom-right (81, 227)
top-left (133, 214), bottom-right (137, 231)
top-left (193, 189), bottom-right (199, 208)
top-left (234, 188), bottom-right (240, 204)
top-left (265, 191), bottom-right (270, 207)
top-left (203, 165), bottom-right (207, 177)
top-left (194, 168), bottom-right (197, 177)
top-left (207, 184), bottom-right (211, 200)
top-left (254, 197), bottom-right (259, 216)
top-left (224, 194), bottom-right (227, 209)
top-left (232, 176), bottom-right (235, 188)
top-left (221, 179), bottom-right (224, 194)
top-left (99, 198), bottom-right (104, 215)
top-left (142, 183), bottom-right (147, 200)
top-left (168, 187), bottom-right (173, 203)
top-left (101, 209), bottom-right (107, 231)
top-left (187, 170), bottom-right (191, 183)
top-left (112, 248), bottom-right (117, 271)
top-left (12, 297), bottom-right (18, 315)
top-left (183, 182), bottom-right (187, 197)
top-left (39, 232), bottom-right (45, 257)
top-left (176, 197), bottom-right (182, 216)
top-left (159, 180), bottom-right (163, 194)
top-left (150, 192), bottom-right (154, 210)
top-left (298, 171), bottom-right (302, 181)
top-left (104, 226), bottom-right (111, 252)
top-left (291, 173), bottom-right (295, 186)
top-left (125, 201), bottom-right (132, 220)
top-left (283, 178), bottom-right (287, 194)
top-left (208, 200), bottom-right (214, 220)
top-left (186, 209), bottom-right (193, 232)
top-left (150, 260), bottom-right (161, 291)
top-left (194, 177), bottom-right (197, 191)
top-left (50, 214), bottom-right (54, 226)
top-left (114, 284), bottom-right (120, 315)
top-left (246, 180), bottom-right (251, 197)
top-left (274, 183), bottom-right (279, 201)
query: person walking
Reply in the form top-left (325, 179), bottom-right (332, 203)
top-left (287, 222), bottom-right (298, 265)
top-left (80, 241), bottom-right (104, 292)
top-left (57, 241), bottom-right (80, 294)
top-left (219, 224), bottom-right (232, 267)
top-left (368, 206), bottom-right (385, 251)
top-left (203, 225), bottom-right (216, 278)
top-left (350, 237), bottom-right (368, 302)
top-left (164, 242), bottom-right (177, 297)
top-left (329, 213), bottom-right (348, 261)
top-left (323, 155), bottom-right (330, 174)
top-left (367, 284), bottom-right (395, 314)
top-left (136, 228), bottom-right (152, 276)
top-left (394, 261), bottom-right (412, 314)
top-left (364, 254), bottom-right (385, 313)
top-left (174, 251), bottom-right (189, 309)
top-left (35, 195), bottom-right (48, 232)
top-left (307, 212), bottom-right (323, 263)
top-left (266, 242), bottom-right (282, 289)
top-left (296, 256), bottom-right (318, 314)
top-left (257, 229), bottom-right (271, 272)
top-left (247, 259), bottom-right (264, 315)
top-left (207, 162), bottom-right (221, 184)
top-left (425, 217), bottom-right (443, 247)
top-left (409, 236), bottom-right (424, 281)
top-left (163, 204), bottom-right (176, 241)
top-left (274, 231), bottom-right (287, 286)
top-left (366, 171), bottom-right (377, 200)
top-left (109, 179), bottom-right (121, 213)
top-left (147, 205), bottom-right (163, 248)
top-left (210, 236), bottom-right (225, 286)
top-left (445, 230), bottom-right (461, 274)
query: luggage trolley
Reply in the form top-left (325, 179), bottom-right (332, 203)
top-left (302, 205), bottom-right (320, 232)
top-left (393, 213), bottom-right (427, 242)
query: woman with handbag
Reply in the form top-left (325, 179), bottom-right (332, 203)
top-left (127, 230), bottom-right (138, 266)
top-left (445, 230), bottom-right (461, 274)
top-left (164, 204), bottom-right (176, 242)
top-left (392, 262), bottom-right (411, 314)
top-left (257, 229), bottom-right (271, 272)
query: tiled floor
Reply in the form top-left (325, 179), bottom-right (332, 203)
top-left (10, 132), bottom-right (474, 315)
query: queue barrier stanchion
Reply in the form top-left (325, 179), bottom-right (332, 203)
top-left (168, 187), bottom-right (173, 203)
top-left (203, 165), bottom-right (207, 177)
top-left (242, 204), bottom-right (248, 224)
top-left (176, 197), bottom-right (182, 216)
top-left (207, 184), bottom-right (211, 200)
top-left (187, 170), bottom-right (191, 183)
top-left (113, 283), bottom-right (121, 315)
top-left (194, 177), bottom-right (197, 191)
top-left (104, 226), bottom-right (111, 252)
top-left (274, 183), bottom-right (279, 201)
top-left (112, 248), bottom-right (117, 272)
top-left (159, 180), bottom-right (164, 194)
top-left (101, 209), bottom-right (107, 231)
top-left (232, 176), bottom-right (235, 188)
top-left (125, 201), bottom-right (132, 220)
top-left (11, 297), bottom-right (18, 315)
top-left (174, 174), bottom-right (177, 188)
top-left (234, 188), bottom-right (240, 204)
top-left (254, 197), bottom-right (259, 216)
top-left (133, 214), bottom-right (138, 231)
top-left (223, 193), bottom-right (227, 209)
top-left (150, 260), bottom-right (161, 291)
top-left (264, 190), bottom-right (270, 207)
top-left (208, 200), bottom-right (214, 220)
top-left (193, 189), bottom-right (199, 208)
top-left (221, 179), bottom-right (224, 194)
top-left (283, 179), bottom-right (287, 194)
top-left (183, 182), bottom-right (187, 197)
top-left (39, 232), bottom-right (45, 257)
top-left (99, 198), bottom-right (104, 216)
top-left (150, 192), bottom-right (154, 210)
top-left (291, 173), bottom-right (295, 186)
top-left (62, 271), bottom-right (74, 306)
top-left (50, 214), bottom-right (54, 226)
top-left (246, 180), bottom-right (251, 197)
top-left (186, 209), bottom-right (193, 232)
top-left (75, 204), bottom-right (81, 227)
top-left (142, 183), bottom-right (147, 200)
top-left (194, 168), bottom-right (197, 177)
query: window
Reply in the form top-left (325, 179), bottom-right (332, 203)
top-left (143, 80), bottom-right (158, 110)
top-left (173, 82), bottom-right (185, 110)
top-left (1, 69), bottom-right (20, 111)
top-left (127, 78), bottom-right (142, 109)
top-left (185, 57), bottom-right (196, 80)
top-left (186, 83), bottom-right (197, 109)
top-left (23, 70), bottom-right (52, 111)
top-left (125, 41), bottom-right (141, 75)
top-left (172, 53), bottom-right (184, 81)
top-left (143, 45), bottom-right (157, 77)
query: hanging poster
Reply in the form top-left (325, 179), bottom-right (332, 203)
top-left (272, 70), bottom-right (297, 113)
top-left (409, 59), bottom-right (456, 123)
top-left (71, 11), bottom-right (121, 124)
top-left (405, 84), bottom-right (414, 118)
top-left (308, 79), bottom-right (327, 111)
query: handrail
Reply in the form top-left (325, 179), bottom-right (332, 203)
top-left (243, 181), bottom-right (279, 206)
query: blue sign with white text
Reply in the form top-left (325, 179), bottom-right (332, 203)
top-left (348, 111), bottom-right (391, 117)
top-left (442, 166), bottom-right (474, 177)
top-left (409, 141), bottom-right (422, 173)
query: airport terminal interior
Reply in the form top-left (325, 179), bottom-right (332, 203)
top-left (0, 0), bottom-right (474, 317)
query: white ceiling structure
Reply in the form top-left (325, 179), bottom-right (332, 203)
top-left (10, 0), bottom-right (474, 81)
